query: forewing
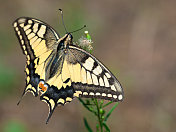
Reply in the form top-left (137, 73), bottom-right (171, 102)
top-left (13, 17), bottom-right (59, 97)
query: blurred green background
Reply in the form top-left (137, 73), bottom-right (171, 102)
top-left (0, 0), bottom-right (176, 132)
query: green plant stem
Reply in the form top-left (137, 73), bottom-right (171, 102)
top-left (78, 98), bottom-right (97, 115)
top-left (104, 102), bottom-right (119, 123)
top-left (94, 99), bottom-right (103, 132)
top-left (79, 31), bottom-right (119, 132)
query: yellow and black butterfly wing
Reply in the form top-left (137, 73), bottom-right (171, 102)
top-left (39, 51), bottom-right (74, 123)
top-left (13, 17), bottom-right (59, 97)
top-left (39, 43), bottom-right (124, 123)
top-left (67, 45), bottom-right (124, 101)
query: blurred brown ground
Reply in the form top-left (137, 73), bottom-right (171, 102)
top-left (0, 0), bottom-right (176, 132)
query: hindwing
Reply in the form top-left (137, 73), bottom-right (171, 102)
top-left (39, 44), bottom-right (124, 123)
top-left (67, 45), bottom-right (124, 101)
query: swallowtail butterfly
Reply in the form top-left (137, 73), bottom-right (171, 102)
top-left (13, 14), bottom-right (124, 123)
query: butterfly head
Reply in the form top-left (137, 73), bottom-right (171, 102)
top-left (64, 33), bottom-right (73, 47)
top-left (67, 33), bottom-right (73, 42)
top-left (57, 33), bottom-right (73, 50)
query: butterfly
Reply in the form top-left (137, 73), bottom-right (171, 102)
top-left (13, 15), bottom-right (124, 123)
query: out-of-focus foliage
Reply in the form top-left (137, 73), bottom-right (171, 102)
top-left (79, 98), bottom-right (119, 132)
top-left (3, 120), bottom-right (27, 132)
top-left (0, 62), bottom-right (17, 98)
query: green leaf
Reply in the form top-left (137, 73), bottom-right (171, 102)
top-left (103, 122), bottom-right (110, 132)
top-left (102, 101), bottom-right (113, 108)
top-left (78, 98), bottom-right (97, 115)
top-left (86, 99), bottom-right (90, 105)
top-left (83, 118), bottom-right (93, 132)
top-left (104, 103), bottom-right (119, 122)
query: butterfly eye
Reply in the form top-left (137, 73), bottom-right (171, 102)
top-left (57, 41), bottom-right (64, 50)
top-left (68, 34), bottom-right (72, 40)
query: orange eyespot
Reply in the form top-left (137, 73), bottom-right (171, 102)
top-left (39, 81), bottom-right (48, 92)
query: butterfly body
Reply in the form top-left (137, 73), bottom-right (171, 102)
top-left (13, 17), bottom-right (124, 123)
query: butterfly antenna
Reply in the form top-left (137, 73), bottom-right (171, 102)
top-left (70, 25), bottom-right (86, 33)
top-left (59, 9), bottom-right (68, 33)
